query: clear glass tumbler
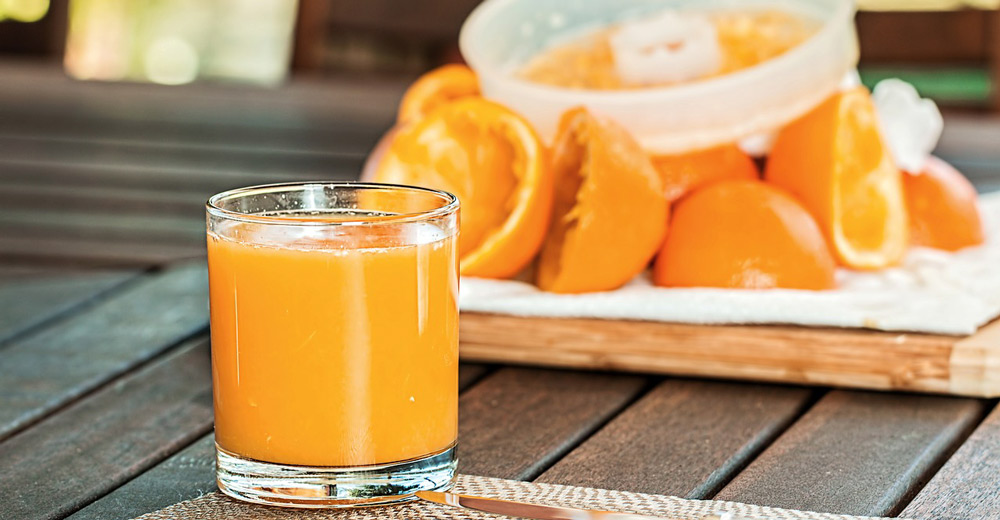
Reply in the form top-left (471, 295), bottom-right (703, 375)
top-left (206, 182), bottom-right (459, 508)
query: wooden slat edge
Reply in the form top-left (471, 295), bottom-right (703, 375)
top-left (460, 313), bottom-right (966, 395)
top-left (950, 319), bottom-right (1000, 397)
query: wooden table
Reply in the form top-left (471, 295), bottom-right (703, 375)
top-left (2, 62), bottom-right (1000, 520)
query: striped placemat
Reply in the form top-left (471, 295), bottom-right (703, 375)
top-left (133, 474), bottom-right (913, 520)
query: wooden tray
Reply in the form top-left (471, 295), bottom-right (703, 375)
top-left (459, 313), bottom-right (1000, 397)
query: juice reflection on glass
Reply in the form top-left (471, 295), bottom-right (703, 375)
top-left (206, 183), bottom-right (459, 508)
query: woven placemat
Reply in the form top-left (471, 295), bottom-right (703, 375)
top-left (133, 474), bottom-right (914, 520)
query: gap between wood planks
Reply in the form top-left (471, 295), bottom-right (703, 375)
top-left (0, 262), bottom-right (209, 442)
top-left (0, 269), bottom-right (141, 349)
top-left (0, 321), bottom-right (208, 445)
top-left (885, 399), bottom-right (997, 517)
top-left (0, 338), bottom-right (216, 520)
top-left (712, 391), bottom-right (990, 517)
top-left (528, 376), bottom-right (828, 498)
top-left (521, 376), bottom-right (663, 481)
top-left (64, 363), bottom-right (499, 520)
top-left (698, 388), bottom-right (826, 500)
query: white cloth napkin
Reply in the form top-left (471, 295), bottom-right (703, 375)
top-left (460, 192), bottom-right (1000, 335)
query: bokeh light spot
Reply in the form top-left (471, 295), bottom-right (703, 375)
top-left (144, 36), bottom-right (199, 85)
top-left (1, 0), bottom-right (50, 22)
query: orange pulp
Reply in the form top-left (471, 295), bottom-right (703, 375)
top-left (519, 10), bottom-right (818, 90)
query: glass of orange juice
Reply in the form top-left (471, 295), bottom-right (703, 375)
top-left (206, 182), bottom-right (459, 508)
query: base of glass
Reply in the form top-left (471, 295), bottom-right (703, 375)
top-left (215, 443), bottom-right (457, 508)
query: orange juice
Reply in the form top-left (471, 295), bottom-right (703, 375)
top-left (208, 221), bottom-right (458, 467)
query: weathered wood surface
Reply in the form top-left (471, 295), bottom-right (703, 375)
top-left (0, 270), bottom-right (136, 344)
top-left (0, 235), bottom-right (206, 267)
top-left (0, 265), bottom-right (83, 280)
top-left (2, 62), bottom-right (1000, 520)
top-left (0, 158), bottom-right (356, 192)
top-left (0, 339), bottom-right (214, 520)
top-left (0, 183), bottom-right (210, 217)
top-left (902, 402), bottom-right (1000, 520)
top-left (68, 435), bottom-right (218, 520)
top-left (458, 368), bottom-right (648, 480)
top-left (0, 209), bottom-right (204, 243)
top-left (715, 391), bottom-right (986, 517)
top-left (0, 263), bottom-right (208, 439)
top-left (535, 380), bottom-right (814, 498)
top-left (458, 363), bottom-right (493, 389)
top-left (0, 62), bottom-right (403, 128)
top-left (69, 363), bottom-right (499, 520)
top-left (461, 312), bottom-right (1000, 397)
top-left (0, 135), bottom-right (365, 179)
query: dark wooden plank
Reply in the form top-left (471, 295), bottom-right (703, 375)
top-left (992, 9), bottom-right (1000, 110)
top-left (458, 363), bottom-right (492, 389)
top-left (0, 209), bottom-right (204, 244)
top-left (0, 125), bottom-right (379, 157)
top-left (857, 10), bottom-right (988, 63)
top-left (68, 435), bottom-right (218, 520)
top-left (0, 158), bottom-right (359, 194)
top-left (714, 391), bottom-right (986, 516)
top-left (0, 132), bottom-right (370, 161)
top-left (0, 135), bottom-right (364, 179)
top-left (535, 380), bottom-right (814, 498)
top-left (0, 262), bottom-right (209, 440)
top-left (328, 0), bottom-right (476, 41)
top-left (458, 368), bottom-right (648, 480)
top-left (70, 361), bottom-right (497, 520)
top-left (0, 235), bottom-right (205, 267)
top-left (0, 183), bottom-right (209, 218)
top-left (0, 338), bottom-right (213, 520)
top-left (0, 265), bottom-right (84, 280)
top-left (0, 62), bottom-right (404, 131)
top-left (0, 99), bottom-right (390, 148)
top-left (0, 270), bottom-right (137, 345)
top-left (902, 402), bottom-right (1000, 520)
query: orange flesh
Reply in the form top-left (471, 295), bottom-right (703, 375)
top-left (537, 108), bottom-right (667, 293)
top-left (374, 98), bottom-right (552, 279)
top-left (421, 116), bottom-right (518, 257)
top-left (208, 225), bottom-right (458, 466)
top-left (537, 115), bottom-right (588, 288)
top-left (397, 64), bottom-right (479, 124)
top-left (519, 10), bottom-right (818, 90)
top-left (380, 108), bottom-right (519, 258)
top-left (836, 92), bottom-right (891, 252)
top-left (764, 87), bottom-right (907, 269)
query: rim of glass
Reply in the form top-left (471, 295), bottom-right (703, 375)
top-left (206, 181), bottom-right (460, 227)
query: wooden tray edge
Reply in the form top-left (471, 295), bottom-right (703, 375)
top-left (459, 313), bottom-right (1000, 397)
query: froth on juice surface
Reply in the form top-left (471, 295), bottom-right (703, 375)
top-left (208, 221), bottom-right (458, 467)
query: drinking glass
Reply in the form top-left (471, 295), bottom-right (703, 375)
top-left (206, 182), bottom-right (459, 508)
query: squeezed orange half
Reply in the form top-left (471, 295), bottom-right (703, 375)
top-left (207, 224), bottom-right (458, 467)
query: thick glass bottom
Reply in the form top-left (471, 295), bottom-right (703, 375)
top-left (215, 443), bottom-right (457, 508)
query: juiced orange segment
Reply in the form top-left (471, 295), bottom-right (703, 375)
top-left (765, 87), bottom-right (908, 269)
top-left (397, 64), bottom-right (480, 124)
top-left (536, 108), bottom-right (668, 293)
top-left (654, 180), bottom-right (835, 290)
top-left (652, 144), bottom-right (758, 202)
top-left (904, 156), bottom-right (984, 251)
top-left (374, 98), bottom-right (552, 278)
